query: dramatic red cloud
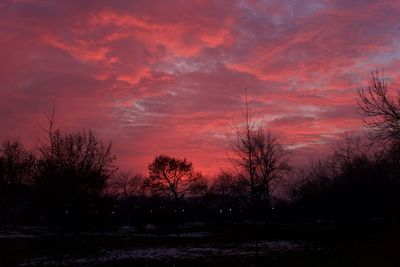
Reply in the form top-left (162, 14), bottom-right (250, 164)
top-left (1, 0), bottom-right (400, 175)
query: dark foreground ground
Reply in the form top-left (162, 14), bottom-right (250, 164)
top-left (0, 221), bottom-right (399, 267)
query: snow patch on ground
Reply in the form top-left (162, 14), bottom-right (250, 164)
top-left (20, 240), bottom-right (308, 266)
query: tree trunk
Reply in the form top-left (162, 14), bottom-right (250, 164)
top-left (174, 195), bottom-right (181, 237)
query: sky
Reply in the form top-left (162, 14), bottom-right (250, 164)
top-left (1, 0), bottom-right (400, 176)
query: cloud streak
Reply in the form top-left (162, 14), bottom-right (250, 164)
top-left (1, 0), bottom-right (399, 174)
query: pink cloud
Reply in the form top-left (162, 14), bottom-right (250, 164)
top-left (0, 0), bottom-right (399, 175)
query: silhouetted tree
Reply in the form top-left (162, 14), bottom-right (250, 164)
top-left (358, 70), bottom-right (400, 143)
top-left (108, 171), bottom-right (144, 199)
top-left (36, 113), bottom-right (116, 227)
top-left (209, 171), bottom-right (245, 221)
top-left (289, 134), bottom-right (386, 221)
top-left (145, 155), bottom-right (207, 212)
top-left (357, 71), bottom-right (400, 216)
top-left (231, 93), bottom-right (289, 219)
top-left (0, 138), bottom-right (35, 185)
top-left (106, 170), bottom-right (145, 225)
top-left (211, 171), bottom-right (237, 201)
top-left (253, 130), bottom-right (289, 211)
top-left (0, 138), bottom-right (35, 225)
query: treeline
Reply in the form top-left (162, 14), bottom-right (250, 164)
top-left (1, 71), bottom-right (400, 230)
top-left (286, 135), bottom-right (400, 222)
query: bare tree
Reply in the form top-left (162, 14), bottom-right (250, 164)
top-left (0, 138), bottom-right (35, 225)
top-left (36, 113), bottom-right (116, 224)
top-left (210, 171), bottom-right (244, 217)
top-left (253, 130), bottom-right (289, 210)
top-left (108, 171), bottom-right (144, 199)
top-left (231, 92), bottom-right (289, 217)
top-left (231, 94), bottom-right (258, 211)
top-left (211, 171), bottom-right (237, 201)
top-left (358, 70), bottom-right (400, 143)
top-left (106, 170), bottom-right (145, 224)
top-left (37, 130), bottom-right (116, 196)
top-left (145, 155), bottom-right (207, 212)
top-left (0, 138), bottom-right (35, 186)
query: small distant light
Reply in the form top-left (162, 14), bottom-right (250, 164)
top-left (181, 209), bottom-right (185, 212)
top-left (149, 209), bottom-right (153, 213)
top-left (219, 209), bottom-right (223, 214)
top-left (271, 207), bottom-right (275, 210)
top-left (229, 208), bottom-right (232, 212)
top-left (111, 211), bottom-right (115, 214)
top-left (65, 210), bottom-right (69, 214)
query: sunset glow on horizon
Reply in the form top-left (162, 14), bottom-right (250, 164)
top-left (1, 0), bottom-right (400, 175)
